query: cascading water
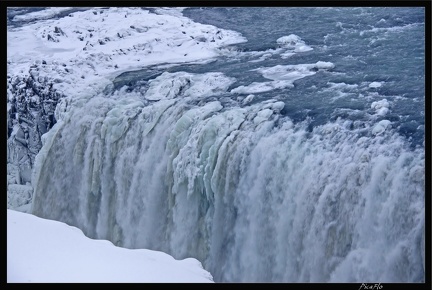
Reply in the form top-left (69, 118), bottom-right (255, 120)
top-left (31, 69), bottom-right (425, 282)
top-left (14, 6), bottom-right (424, 283)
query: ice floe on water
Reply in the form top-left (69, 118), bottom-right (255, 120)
top-left (231, 61), bottom-right (335, 94)
top-left (276, 34), bottom-right (313, 52)
top-left (369, 81), bottom-right (383, 88)
top-left (217, 33), bottom-right (313, 62)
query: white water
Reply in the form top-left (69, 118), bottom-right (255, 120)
top-left (31, 70), bottom-right (425, 282)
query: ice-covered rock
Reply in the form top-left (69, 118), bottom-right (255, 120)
top-left (8, 183), bottom-right (33, 213)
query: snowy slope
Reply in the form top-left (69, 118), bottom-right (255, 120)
top-left (7, 209), bottom-right (214, 283)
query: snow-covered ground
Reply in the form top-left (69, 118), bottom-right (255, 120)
top-left (7, 209), bottom-right (214, 283)
top-left (7, 7), bottom-right (246, 98)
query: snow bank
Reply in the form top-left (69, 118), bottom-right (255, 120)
top-left (7, 210), bottom-right (214, 283)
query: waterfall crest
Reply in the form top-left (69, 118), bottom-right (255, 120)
top-left (31, 72), bottom-right (425, 282)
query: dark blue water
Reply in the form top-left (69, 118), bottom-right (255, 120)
top-left (7, 7), bottom-right (90, 28)
top-left (182, 7), bottom-right (425, 147)
top-left (12, 7), bottom-right (423, 147)
top-left (7, 7), bottom-right (426, 148)
top-left (111, 7), bottom-right (425, 148)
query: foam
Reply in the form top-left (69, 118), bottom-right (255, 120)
top-left (372, 119), bottom-right (392, 135)
top-left (371, 99), bottom-right (390, 116)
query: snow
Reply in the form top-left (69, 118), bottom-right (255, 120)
top-left (327, 82), bottom-right (358, 90)
top-left (231, 80), bottom-right (292, 94)
top-left (217, 33), bottom-right (313, 63)
top-left (7, 184), bottom-right (33, 213)
top-left (7, 209), bottom-right (214, 283)
top-left (7, 7), bottom-right (425, 283)
top-left (253, 108), bottom-right (274, 124)
top-left (242, 94), bottom-right (255, 105)
top-left (7, 7), bottom-right (247, 213)
top-left (7, 7), bottom-right (247, 100)
top-left (144, 71), bottom-right (236, 101)
top-left (248, 52), bottom-right (273, 63)
top-left (369, 81), bottom-right (383, 88)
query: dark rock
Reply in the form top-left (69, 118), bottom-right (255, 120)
top-left (54, 26), bottom-right (64, 35)
top-left (7, 68), bottom-right (62, 185)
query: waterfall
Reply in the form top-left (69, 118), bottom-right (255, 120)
top-left (31, 72), bottom-right (425, 283)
